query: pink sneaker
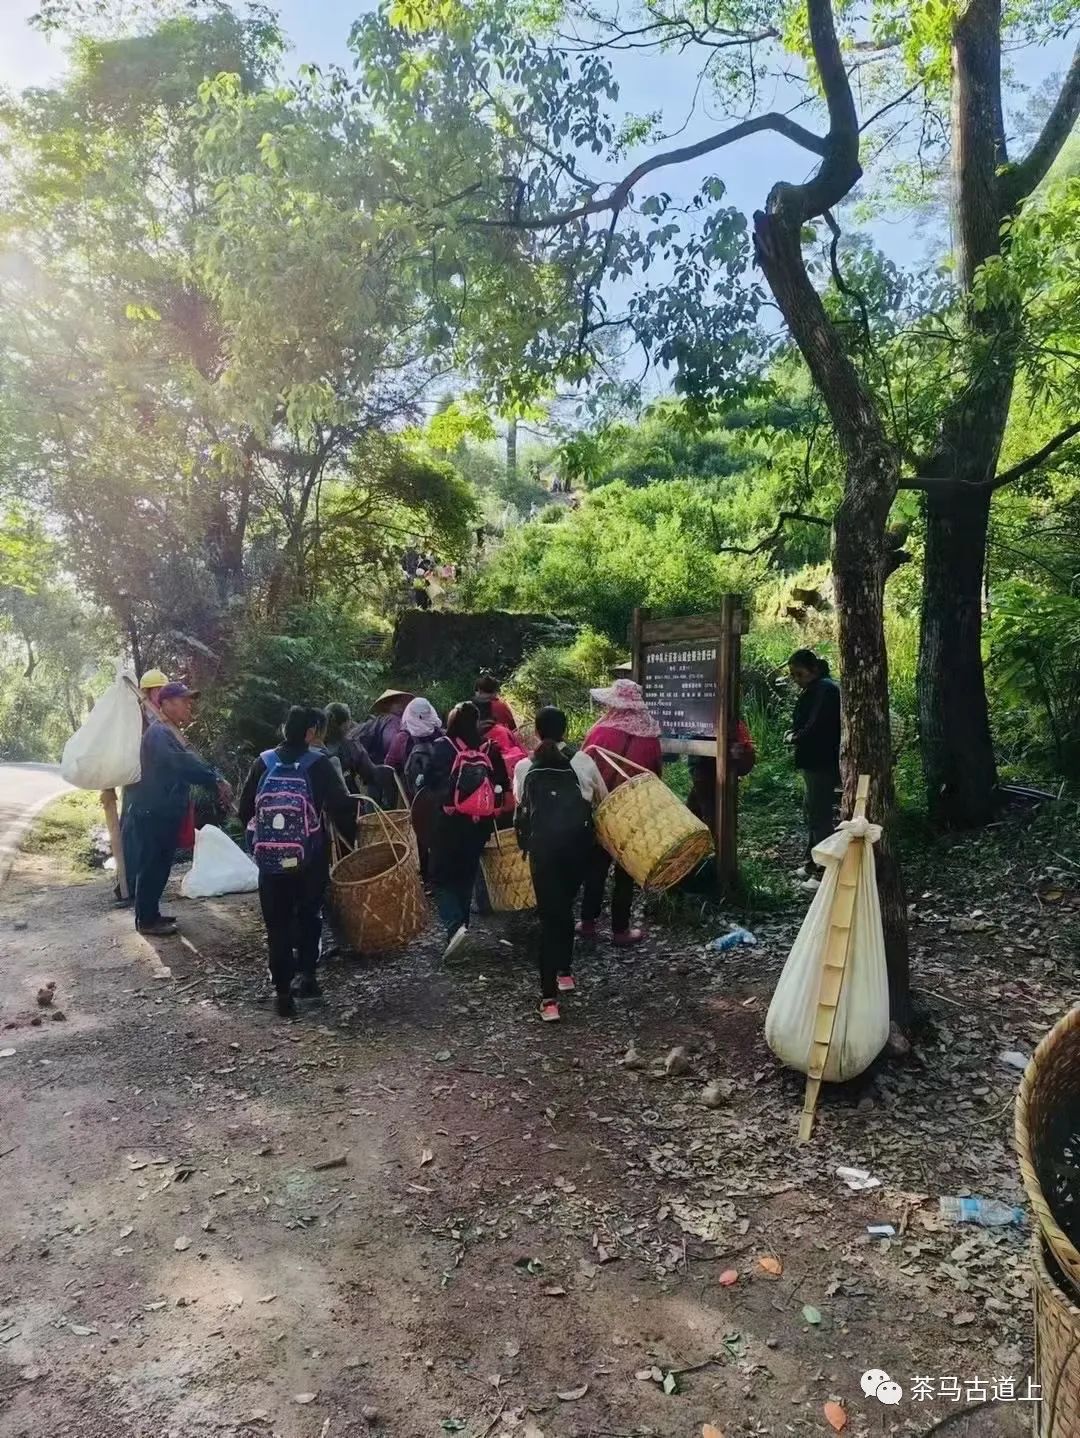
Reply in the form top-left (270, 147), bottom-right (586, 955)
top-left (575, 920), bottom-right (597, 939)
top-left (612, 927), bottom-right (645, 947)
top-left (539, 999), bottom-right (561, 1022)
top-left (557, 974), bottom-right (576, 993)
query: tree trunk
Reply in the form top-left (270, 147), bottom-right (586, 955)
top-left (913, 0), bottom-right (1010, 826)
top-left (506, 417), bottom-right (518, 485)
top-left (755, 204), bottom-right (909, 1023)
top-left (834, 485), bottom-right (910, 1025)
top-left (918, 484), bottom-right (998, 827)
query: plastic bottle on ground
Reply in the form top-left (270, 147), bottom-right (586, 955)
top-left (938, 1196), bottom-right (1025, 1227)
top-left (709, 927), bottom-right (757, 953)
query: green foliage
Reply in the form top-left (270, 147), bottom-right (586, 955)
top-left (506, 624), bottom-right (620, 717)
top-left (21, 789), bottom-right (103, 875)
top-left (194, 601), bottom-right (385, 776)
top-left (987, 581), bottom-right (1080, 776)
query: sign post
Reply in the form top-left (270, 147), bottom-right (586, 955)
top-left (632, 597), bottom-right (746, 890)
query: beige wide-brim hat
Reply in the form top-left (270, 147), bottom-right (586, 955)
top-left (372, 688), bottom-right (415, 713)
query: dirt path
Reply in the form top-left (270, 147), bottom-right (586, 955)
top-left (1, 837), bottom-right (1070, 1438)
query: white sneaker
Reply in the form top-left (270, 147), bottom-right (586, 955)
top-left (799, 876), bottom-right (821, 894)
top-left (443, 925), bottom-right (470, 962)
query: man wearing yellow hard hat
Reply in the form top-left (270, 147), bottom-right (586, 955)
top-left (116, 668), bottom-right (172, 905)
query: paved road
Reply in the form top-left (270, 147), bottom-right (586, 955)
top-left (0, 762), bottom-right (72, 879)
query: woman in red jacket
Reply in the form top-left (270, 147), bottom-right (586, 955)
top-left (579, 678), bottom-right (663, 945)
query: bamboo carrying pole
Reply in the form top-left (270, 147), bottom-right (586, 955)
top-left (797, 773), bottom-right (871, 1144)
top-left (100, 787), bottom-right (127, 898)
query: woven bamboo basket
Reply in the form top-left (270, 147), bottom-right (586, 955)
top-left (356, 783), bottom-right (417, 859)
top-left (1016, 1005), bottom-right (1080, 1293)
top-left (587, 747), bottom-right (714, 891)
top-left (328, 809), bottom-right (428, 954)
top-left (480, 827), bottom-right (535, 912)
top-left (1032, 1235), bottom-right (1080, 1437)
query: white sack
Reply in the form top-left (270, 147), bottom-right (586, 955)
top-left (765, 817), bottom-right (890, 1082)
top-left (60, 662), bottom-right (142, 790)
top-left (180, 824), bottom-right (259, 898)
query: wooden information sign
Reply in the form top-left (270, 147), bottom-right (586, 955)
top-left (631, 595), bottom-right (747, 888)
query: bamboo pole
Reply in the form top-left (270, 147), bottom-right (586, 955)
top-left (100, 787), bottom-right (127, 899)
top-left (797, 773), bottom-right (871, 1144)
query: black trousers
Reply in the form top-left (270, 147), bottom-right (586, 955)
top-left (529, 843), bottom-right (591, 999)
top-left (258, 869), bottom-right (325, 993)
top-left (129, 808), bottom-right (179, 928)
top-left (801, 767), bottom-right (841, 863)
top-left (581, 843), bottom-right (634, 934)
top-left (430, 813), bottom-right (492, 939)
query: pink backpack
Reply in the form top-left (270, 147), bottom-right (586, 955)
top-left (445, 739), bottom-right (497, 820)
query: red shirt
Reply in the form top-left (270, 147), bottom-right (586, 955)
top-left (582, 720), bottom-right (663, 791)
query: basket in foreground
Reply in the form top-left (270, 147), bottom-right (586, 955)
top-left (329, 836), bottom-right (427, 953)
top-left (1016, 1004), bottom-right (1080, 1292)
top-left (480, 830), bottom-right (535, 912)
top-left (1032, 1234), bottom-right (1080, 1437)
top-left (593, 768), bottom-right (713, 891)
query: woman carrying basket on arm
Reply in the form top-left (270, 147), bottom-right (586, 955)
top-left (425, 702), bottom-right (509, 963)
top-left (237, 706), bottom-right (357, 1017)
top-left (580, 678), bottom-right (663, 946)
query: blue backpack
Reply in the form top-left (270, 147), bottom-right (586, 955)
top-left (253, 749), bottom-right (322, 875)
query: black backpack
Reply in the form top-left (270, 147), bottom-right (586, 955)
top-left (515, 752), bottom-right (593, 856)
top-left (403, 737), bottom-right (436, 799)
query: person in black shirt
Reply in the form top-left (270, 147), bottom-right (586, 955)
top-left (237, 706), bottom-right (357, 1016)
top-left (787, 649), bottom-right (842, 889)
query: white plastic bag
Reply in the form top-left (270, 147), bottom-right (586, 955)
top-left (60, 662), bottom-right (143, 790)
top-left (764, 817), bottom-right (890, 1082)
top-left (180, 824), bottom-right (259, 898)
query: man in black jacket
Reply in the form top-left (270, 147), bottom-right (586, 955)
top-left (237, 706), bottom-right (357, 1016)
top-left (787, 650), bottom-right (842, 889)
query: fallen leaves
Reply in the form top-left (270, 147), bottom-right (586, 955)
top-left (173, 1236), bottom-right (191, 1252)
top-left (557, 1383), bottom-right (588, 1401)
top-left (823, 1401), bottom-right (847, 1432)
top-left (757, 1254), bottom-right (783, 1277)
top-left (801, 1304), bottom-right (822, 1325)
top-left (718, 1268), bottom-right (739, 1287)
top-left (703, 1426), bottom-right (725, 1438)
top-left (419, 1148), bottom-right (434, 1167)
top-left (311, 1154), bottom-right (348, 1172)
top-left (0, 1049), bottom-right (16, 1059)
top-left (294, 1393), bottom-right (317, 1405)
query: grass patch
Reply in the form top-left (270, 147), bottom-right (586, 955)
top-left (22, 789), bottom-right (104, 875)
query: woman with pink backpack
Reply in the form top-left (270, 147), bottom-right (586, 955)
top-left (425, 701), bottom-right (510, 961)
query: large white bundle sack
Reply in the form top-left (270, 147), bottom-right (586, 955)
top-left (60, 663), bottom-right (142, 790)
top-left (765, 817), bottom-right (890, 1083)
top-left (181, 824), bottom-right (259, 898)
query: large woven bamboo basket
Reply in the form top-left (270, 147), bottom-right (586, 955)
top-left (1016, 1005), bottom-right (1080, 1292)
top-left (1032, 1235), bottom-right (1080, 1437)
top-left (328, 811), bottom-right (428, 954)
top-left (480, 827), bottom-right (535, 912)
top-left (588, 747), bottom-right (714, 891)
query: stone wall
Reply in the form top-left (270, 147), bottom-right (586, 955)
top-left (389, 610), bottom-right (577, 688)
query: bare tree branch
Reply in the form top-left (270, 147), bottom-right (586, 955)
top-left (465, 114), bottom-right (827, 229)
top-left (713, 509), bottom-right (831, 555)
top-left (1000, 42), bottom-right (1080, 210)
top-left (991, 419), bottom-right (1080, 489)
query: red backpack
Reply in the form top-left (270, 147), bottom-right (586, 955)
top-left (444, 739), bottom-right (497, 820)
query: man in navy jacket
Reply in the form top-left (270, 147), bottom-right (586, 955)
top-left (128, 683), bottom-right (232, 935)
